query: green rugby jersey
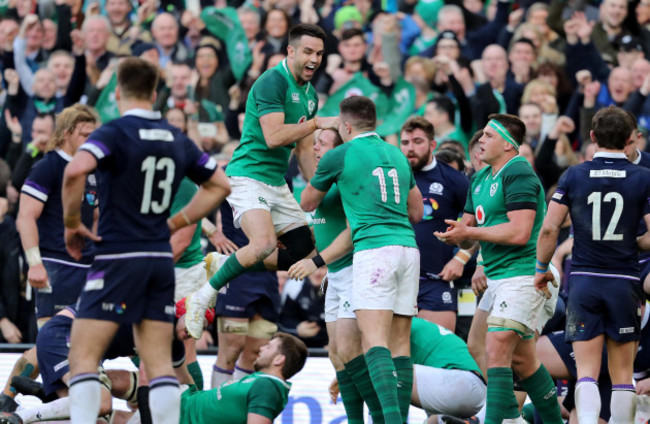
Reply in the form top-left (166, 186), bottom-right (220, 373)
top-left (312, 184), bottom-right (353, 272)
top-left (180, 372), bottom-right (291, 424)
top-left (310, 132), bottom-right (417, 252)
top-left (464, 156), bottom-right (545, 279)
top-left (410, 317), bottom-right (482, 375)
top-left (226, 59), bottom-right (319, 186)
top-left (170, 178), bottom-right (203, 268)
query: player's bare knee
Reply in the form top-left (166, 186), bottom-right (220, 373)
top-left (250, 237), bottom-right (277, 260)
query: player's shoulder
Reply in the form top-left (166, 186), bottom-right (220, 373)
top-left (503, 157), bottom-right (535, 177)
top-left (470, 166), bottom-right (491, 184)
top-left (255, 67), bottom-right (289, 90)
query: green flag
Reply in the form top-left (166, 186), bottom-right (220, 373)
top-left (376, 78), bottom-right (416, 137)
top-left (201, 7), bottom-right (252, 81)
top-left (95, 72), bottom-right (120, 123)
top-left (318, 72), bottom-right (389, 118)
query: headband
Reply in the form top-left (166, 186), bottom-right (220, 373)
top-left (488, 119), bottom-right (519, 151)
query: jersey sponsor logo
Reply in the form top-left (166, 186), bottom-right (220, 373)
top-left (490, 183), bottom-right (499, 197)
top-left (312, 218), bottom-right (326, 224)
top-left (475, 205), bottom-right (485, 225)
top-left (552, 192), bottom-right (563, 201)
top-left (53, 359), bottom-right (69, 372)
top-left (619, 327), bottom-right (635, 334)
top-left (308, 100), bottom-right (316, 114)
top-left (292, 92), bottom-right (300, 103)
top-left (474, 184), bottom-right (481, 194)
top-left (589, 169), bottom-right (626, 178)
top-left (138, 129), bottom-right (174, 142)
top-left (429, 182), bottom-right (444, 195)
top-left (86, 191), bottom-right (98, 206)
top-left (423, 198), bottom-right (439, 220)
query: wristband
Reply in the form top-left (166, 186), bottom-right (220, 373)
top-left (168, 211), bottom-right (190, 231)
top-left (453, 249), bottom-right (472, 265)
top-left (312, 117), bottom-right (319, 131)
top-left (63, 212), bottom-right (81, 229)
top-left (535, 260), bottom-right (549, 274)
top-left (26, 246), bottom-right (42, 267)
top-left (312, 254), bottom-right (326, 268)
top-left (205, 226), bottom-right (217, 237)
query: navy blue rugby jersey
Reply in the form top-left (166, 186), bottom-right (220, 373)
top-left (413, 159), bottom-right (469, 279)
top-left (22, 149), bottom-right (97, 264)
top-left (78, 109), bottom-right (217, 254)
top-left (552, 152), bottom-right (650, 279)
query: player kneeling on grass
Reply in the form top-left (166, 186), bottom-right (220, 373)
top-left (179, 332), bottom-right (307, 424)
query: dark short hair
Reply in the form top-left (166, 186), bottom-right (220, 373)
top-left (401, 116), bottom-right (434, 140)
top-left (339, 96), bottom-right (376, 131)
top-left (438, 140), bottom-right (466, 159)
top-left (592, 106), bottom-right (634, 150)
top-left (117, 57), bottom-right (159, 101)
top-left (289, 23), bottom-right (326, 46)
top-left (428, 97), bottom-right (455, 122)
top-left (341, 28), bottom-right (365, 42)
top-left (273, 332), bottom-right (308, 380)
top-left (436, 148), bottom-right (466, 172)
top-left (512, 37), bottom-right (536, 53)
top-left (487, 113), bottom-right (526, 147)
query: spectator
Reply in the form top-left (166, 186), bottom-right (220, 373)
top-left (423, 96), bottom-right (467, 150)
top-left (592, 0), bottom-right (631, 65)
top-left (8, 113), bottom-right (54, 195)
top-left (508, 37), bottom-right (536, 85)
top-left (81, 15), bottom-right (113, 89)
top-left (261, 8), bottom-right (291, 58)
top-left (105, 0), bottom-right (146, 56)
top-left (151, 12), bottom-right (189, 69)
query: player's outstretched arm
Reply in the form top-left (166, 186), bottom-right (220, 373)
top-left (62, 150), bottom-right (101, 260)
top-left (406, 186), bottom-right (424, 224)
top-left (260, 113), bottom-right (339, 149)
top-left (288, 224), bottom-right (352, 280)
top-left (169, 168), bottom-right (231, 234)
top-left (300, 183), bottom-right (327, 212)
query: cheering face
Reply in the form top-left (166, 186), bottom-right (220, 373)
top-left (289, 35), bottom-right (324, 85)
top-left (400, 128), bottom-right (435, 172)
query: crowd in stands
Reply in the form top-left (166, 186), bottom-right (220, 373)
top-left (0, 0), bottom-right (649, 347)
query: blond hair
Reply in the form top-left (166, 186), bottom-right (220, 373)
top-left (47, 104), bottom-right (98, 151)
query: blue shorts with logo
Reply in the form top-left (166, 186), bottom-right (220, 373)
top-left (36, 260), bottom-right (88, 319)
top-left (565, 274), bottom-right (643, 343)
top-left (417, 277), bottom-right (457, 313)
top-left (76, 255), bottom-right (175, 324)
top-left (215, 272), bottom-right (279, 321)
top-left (36, 314), bottom-right (73, 395)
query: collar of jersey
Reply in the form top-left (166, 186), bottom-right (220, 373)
top-left (123, 108), bottom-right (163, 120)
top-left (281, 59), bottom-right (312, 93)
top-left (633, 149), bottom-right (642, 165)
top-left (258, 373), bottom-right (292, 389)
top-left (593, 152), bottom-right (627, 160)
top-left (420, 156), bottom-right (437, 172)
top-left (351, 131), bottom-right (379, 141)
top-left (487, 154), bottom-right (521, 180)
top-left (56, 148), bottom-right (73, 162)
